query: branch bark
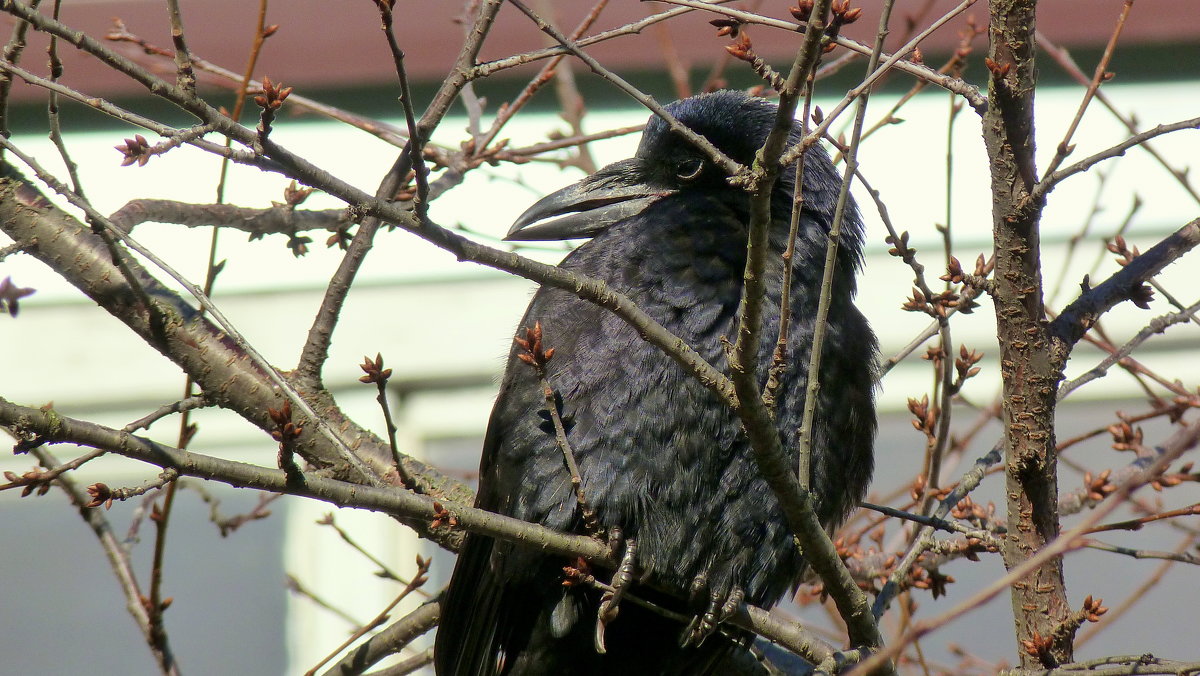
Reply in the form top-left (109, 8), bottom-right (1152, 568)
top-left (0, 395), bottom-right (845, 668)
top-left (982, 0), bottom-right (1073, 666)
top-left (0, 394), bottom-right (611, 561)
top-left (0, 165), bottom-right (473, 509)
top-left (1049, 218), bottom-right (1200, 358)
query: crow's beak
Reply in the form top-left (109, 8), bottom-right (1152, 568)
top-left (505, 159), bottom-right (671, 242)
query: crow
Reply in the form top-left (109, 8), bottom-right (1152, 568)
top-left (435, 90), bottom-right (877, 675)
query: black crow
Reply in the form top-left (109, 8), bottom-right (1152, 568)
top-left (435, 90), bottom-right (877, 675)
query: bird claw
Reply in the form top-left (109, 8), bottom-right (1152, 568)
top-left (605, 526), bottom-right (624, 558)
top-left (682, 585), bottom-right (744, 647)
top-left (594, 536), bottom-right (637, 654)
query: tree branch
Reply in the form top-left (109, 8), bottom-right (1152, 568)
top-left (1032, 117), bottom-right (1200, 204)
top-left (0, 164), bottom-right (471, 505)
top-left (1, 395), bottom-right (841, 666)
top-left (651, 0), bottom-right (988, 114)
top-left (859, 417), bottom-right (1200, 673)
top-left (319, 600), bottom-right (440, 676)
top-left (0, 394), bottom-right (611, 561)
top-left (1049, 219), bottom-right (1200, 360)
top-left (0, 0), bottom-right (738, 412)
top-left (982, 0), bottom-right (1074, 665)
top-left (29, 446), bottom-right (181, 675)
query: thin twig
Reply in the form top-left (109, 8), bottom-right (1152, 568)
top-left (508, 0), bottom-right (742, 178)
top-left (316, 511), bottom-right (430, 594)
top-left (540, 370), bottom-right (599, 532)
top-left (179, 482), bottom-right (280, 536)
top-left (1075, 537), bottom-right (1194, 647)
top-left (657, 0), bottom-right (984, 113)
top-left (762, 86), bottom-right (813, 411)
top-left (779, 0), bottom-right (982, 167)
top-left (515, 322), bottom-right (600, 532)
top-left (30, 447), bottom-right (181, 675)
top-left (318, 601), bottom-right (441, 676)
top-left (873, 444), bottom-right (1003, 618)
top-left (844, 162), bottom-right (961, 509)
top-left (0, 0), bottom-right (43, 146)
top-left (358, 353), bottom-right (410, 486)
top-left (162, 0), bottom-right (196, 93)
top-left (539, 0), bottom-right (599, 175)
top-left (304, 555), bottom-right (431, 676)
top-left (797, 2), bottom-right (891, 502)
top-left (0, 447), bottom-right (104, 492)
top-left (1031, 116), bottom-right (1200, 205)
top-left (147, 475), bottom-right (178, 652)
top-left (1084, 539), bottom-right (1200, 565)
top-left (1058, 297), bottom-right (1200, 401)
top-left (476, 0), bottom-right (609, 157)
top-left (1084, 537), bottom-right (1195, 569)
top-left (1049, 168), bottom-right (1114, 304)
top-left (294, 0), bottom-right (503, 390)
top-left (860, 502), bottom-right (1000, 546)
top-left (45, 0), bottom-right (83, 195)
top-left (1037, 30), bottom-right (1200, 206)
top-left (854, 21), bottom-right (983, 151)
top-left (286, 574), bottom-right (364, 627)
top-left (0, 57), bottom-right (263, 164)
top-left (124, 396), bottom-right (210, 433)
top-left (505, 124), bottom-right (645, 157)
top-left (375, 0), bottom-right (429, 220)
top-left (859, 419), bottom-right (1200, 673)
top-left (0, 137), bottom-right (382, 485)
top-left (470, 3), bottom-right (713, 79)
top-left (1040, 0), bottom-right (1134, 181)
top-left (104, 20), bottom-right (434, 155)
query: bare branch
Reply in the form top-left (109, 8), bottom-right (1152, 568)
top-left (1, 138), bottom-right (384, 485)
top-left (304, 555), bottom-right (431, 676)
top-left (509, 0), bottom-right (742, 179)
top-left (1033, 117), bottom-right (1200, 203)
top-left (1050, 219), bottom-right (1200, 360)
top-left (110, 199), bottom-right (349, 238)
top-left (319, 601), bottom-right (440, 676)
top-left (0, 164), bottom-right (470, 503)
top-left (29, 447), bottom-right (181, 675)
top-left (1037, 30), bottom-right (1200, 206)
top-left (1039, 1), bottom-right (1133, 181)
top-left (0, 394), bottom-right (611, 561)
top-left (651, 0), bottom-right (987, 115)
top-left (294, 0), bottom-right (501, 389)
top-left (0, 0), bottom-right (43, 144)
top-left (1058, 296), bottom-right (1200, 401)
top-left (861, 418), bottom-right (1200, 674)
top-left (1, 395), bottom-right (840, 664)
top-left (163, 0), bottom-right (196, 93)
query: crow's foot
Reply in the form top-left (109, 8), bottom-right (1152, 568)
top-left (682, 584), bottom-right (744, 647)
top-left (594, 536), bottom-right (637, 654)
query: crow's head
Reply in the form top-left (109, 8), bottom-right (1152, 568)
top-left (506, 90), bottom-right (861, 266)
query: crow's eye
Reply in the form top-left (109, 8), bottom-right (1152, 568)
top-left (675, 158), bottom-right (704, 182)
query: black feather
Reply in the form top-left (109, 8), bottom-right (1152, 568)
top-left (436, 90), bottom-right (877, 675)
